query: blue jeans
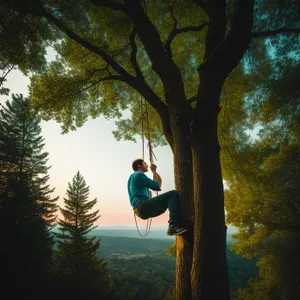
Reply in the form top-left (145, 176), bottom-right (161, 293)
top-left (134, 190), bottom-right (181, 227)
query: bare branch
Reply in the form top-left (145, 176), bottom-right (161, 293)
top-left (129, 29), bottom-right (144, 80)
top-left (252, 27), bottom-right (300, 38)
top-left (89, 0), bottom-right (127, 13)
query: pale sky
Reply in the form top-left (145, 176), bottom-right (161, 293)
top-left (0, 67), bottom-right (176, 227)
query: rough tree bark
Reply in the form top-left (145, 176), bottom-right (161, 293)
top-left (190, 73), bottom-right (229, 300)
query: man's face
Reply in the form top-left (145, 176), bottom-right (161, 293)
top-left (138, 161), bottom-right (148, 172)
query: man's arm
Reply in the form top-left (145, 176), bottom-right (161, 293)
top-left (150, 164), bottom-right (162, 189)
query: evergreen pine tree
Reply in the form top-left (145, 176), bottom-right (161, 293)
top-left (0, 94), bottom-right (58, 299)
top-left (54, 171), bottom-right (114, 300)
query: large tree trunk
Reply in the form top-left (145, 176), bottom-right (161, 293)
top-left (169, 108), bottom-right (194, 300)
top-left (170, 75), bottom-right (229, 299)
top-left (190, 73), bottom-right (229, 299)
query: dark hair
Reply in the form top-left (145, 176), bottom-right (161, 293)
top-left (132, 158), bottom-right (144, 171)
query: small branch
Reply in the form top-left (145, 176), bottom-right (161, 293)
top-left (177, 24), bottom-right (209, 35)
top-left (111, 40), bottom-right (131, 59)
top-left (89, 0), bottom-right (127, 13)
top-left (0, 51), bottom-right (22, 86)
top-left (252, 27), bottom-right (300, 38)
top-left (165, 23), bottom-right (208, 57)
top-left (0, 64), bottom-right (15, 86)
top-left (116, 112), bottom-right (147, 138)
top-left (69, 75), bottom-right (123, 98)
top-left (187, 95), bottom-right (198, 104)
top-left (164, 1), bottom-right (178, 57)
top-left (129, 29), bottom-right (144, 80)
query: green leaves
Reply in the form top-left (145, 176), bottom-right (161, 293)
top-left (223, 55), bottom-right (300, 299)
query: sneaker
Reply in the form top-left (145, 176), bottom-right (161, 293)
top-left (167, 226), bottom-right (187, 236)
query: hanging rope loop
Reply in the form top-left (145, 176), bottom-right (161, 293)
top-left (134, 96), bottom-right (159, 237)
top-left (134, 211), bottom-right (152, 237)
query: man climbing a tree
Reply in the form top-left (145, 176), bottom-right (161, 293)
top-left (128, 158), bottom-right (187, 236)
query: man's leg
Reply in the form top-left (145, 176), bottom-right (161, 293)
top-left (138, 190), bottom-right (181, 227)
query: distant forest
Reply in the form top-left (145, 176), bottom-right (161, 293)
top-left (92, 235), bottom-right (257, 300)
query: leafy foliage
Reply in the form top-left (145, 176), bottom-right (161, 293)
top-left (0, 1), bottom-right (57, 92)
top-left (223, 45), bottom-right (300, 299)
top-left (24, 0), bottom-right (207, 140)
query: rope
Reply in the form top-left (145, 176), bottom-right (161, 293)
top-left (134, 96), bottom-right (159, 237)
top-left (144, 99), bottom-right (158, 197)
top-left (134, 211), bottom-right (152, 237)
top-left (141, 97), bottom-right (145, 160)
top-left (144, 99), bottom-right (154, 165)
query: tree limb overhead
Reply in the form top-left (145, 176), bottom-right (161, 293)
top-left (89, 0), bottom-right (127, 13)
top-left (252, 27), bottom-right (300, 38)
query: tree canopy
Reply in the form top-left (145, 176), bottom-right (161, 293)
top-left (0, 1), bottom-right (297, 143)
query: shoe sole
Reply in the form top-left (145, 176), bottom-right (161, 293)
top-left (167, 228), bottom-right (187, 236)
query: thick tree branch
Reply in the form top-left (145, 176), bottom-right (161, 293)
top-left (34, 7), bottom-right (172, 118)
top-left (129, 29), bottom-right (144, 80)
top-left (202, 0), bottom-right (255, 77)
top-left (39, 9), bottom-right (132, 81)
top-left (123, 0), bottom-right (189, 108)
top-left (42, 9), bottom-right (172, 141)
top-left (195, 0), bottom-right (227, 57)
top-left (5, 0), bottom-right (174, 147)
top-left (252, 27), bottom-right (300, 38)
top-left (89, 0), bottom-right (127, 13)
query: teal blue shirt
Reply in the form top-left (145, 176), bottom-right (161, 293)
top-left (127, 171), bottom-right (160, 208)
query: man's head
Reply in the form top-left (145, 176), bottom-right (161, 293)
top-left (132, 158), bottom-right (148, 172)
